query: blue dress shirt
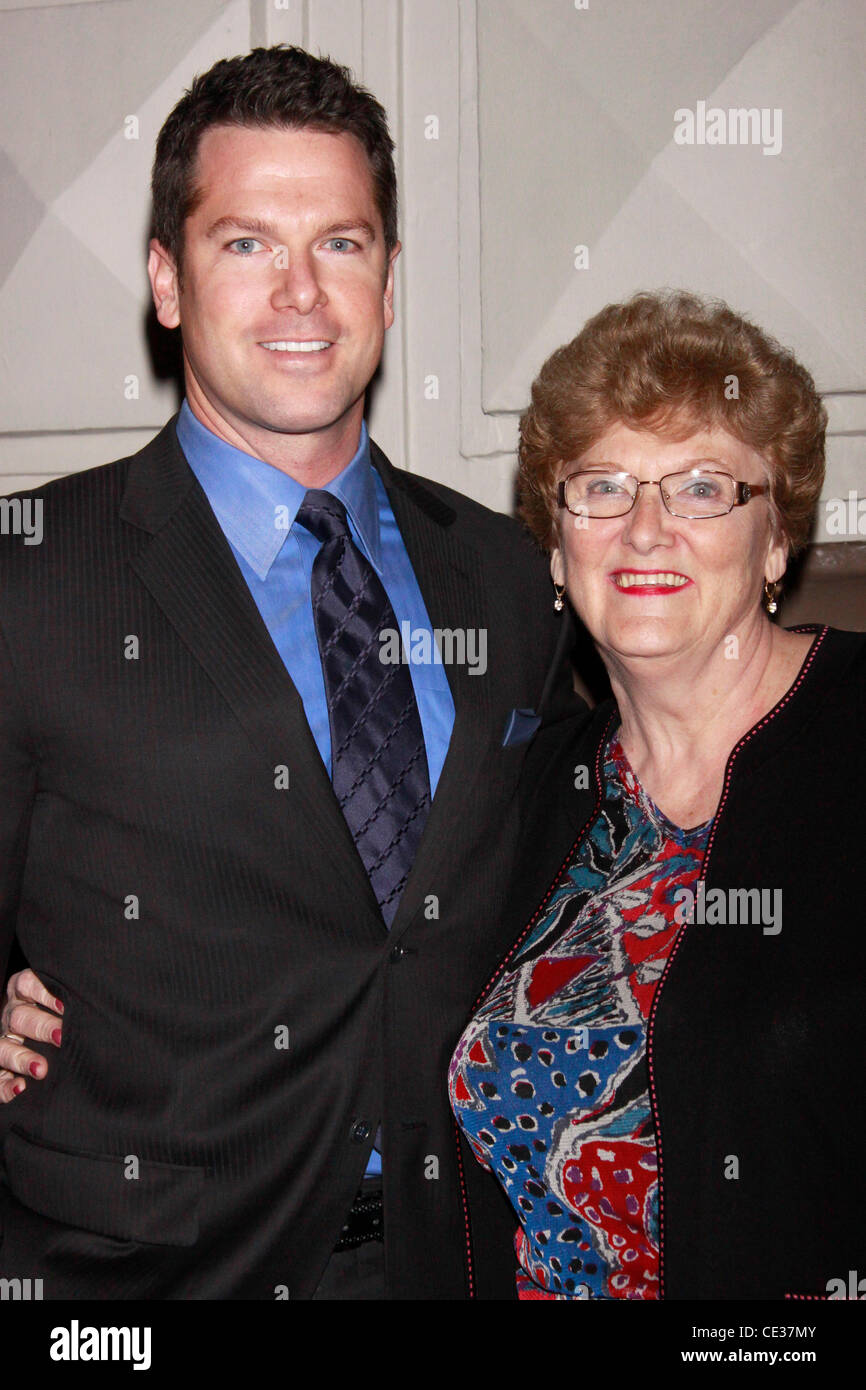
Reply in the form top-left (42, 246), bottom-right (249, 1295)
top-left (176, 402), bottom-right (456, 1180)
top-left (176, 401), bottom-right (455, 792)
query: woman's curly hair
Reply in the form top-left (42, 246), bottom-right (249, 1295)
top-left (519, 290), bottom-right (827, 557)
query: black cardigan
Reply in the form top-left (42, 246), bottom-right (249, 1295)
top-left (477, 625), bottom-right (866, 1300)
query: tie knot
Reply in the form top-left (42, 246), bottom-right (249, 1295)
top-left (296, 489), bottom-right (351, 546)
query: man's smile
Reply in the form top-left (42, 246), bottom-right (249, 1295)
top-left (260, 339), bottom-right (333, 352)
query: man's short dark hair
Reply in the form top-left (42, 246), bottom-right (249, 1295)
top-left (151, 45), bottom-right (398, 276)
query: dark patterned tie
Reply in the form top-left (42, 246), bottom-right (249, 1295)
top-left (297, 489), bottom-right (431, 926)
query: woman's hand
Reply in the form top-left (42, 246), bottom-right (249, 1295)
top-left (0, 969), bottom-right (63, 1102)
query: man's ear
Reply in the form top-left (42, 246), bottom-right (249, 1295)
top-left (148, 240), bottom-right (181, 329)
top-left (383, 240), bottom-right (401, 329)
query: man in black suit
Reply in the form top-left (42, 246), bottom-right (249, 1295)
top-left (0, 45), bottom-right (576, 1299)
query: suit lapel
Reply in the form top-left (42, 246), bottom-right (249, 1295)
top-left (119, 423), bottom-right (501, 938)
top-left (121, 420), bottom-right (380, 923)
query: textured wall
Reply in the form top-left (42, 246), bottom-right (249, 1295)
top-left (1, 0), bottom-right (863, 542)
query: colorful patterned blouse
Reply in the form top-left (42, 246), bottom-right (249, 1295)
top-left (449, 732), bottom-right (711, 1299)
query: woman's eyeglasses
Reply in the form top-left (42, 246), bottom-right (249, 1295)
top-left (557, 467), bottom-right (768, 520)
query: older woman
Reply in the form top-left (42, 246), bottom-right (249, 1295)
top-left (449, 290), bottom-right (866, 1300)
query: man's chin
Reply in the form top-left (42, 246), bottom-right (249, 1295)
top-left (242, 393), bottom-right (365, 439)
top-left (256, 416), bottom-right (345, 437)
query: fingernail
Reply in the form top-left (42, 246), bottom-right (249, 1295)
top-left (29, 1061), bottom-right (42, 1077)
top-left (12, 1083), bottom-right (24, 1096)
top-left (55, 999), bottom-right (64, 1014)
top-left (52, 1028), bottom-right (62, 1046)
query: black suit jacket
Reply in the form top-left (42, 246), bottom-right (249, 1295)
top-left (0, 418), bottom-right (578, 1299)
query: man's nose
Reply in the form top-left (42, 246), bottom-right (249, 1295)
top-left (270, 248), bottom-right (326, 314)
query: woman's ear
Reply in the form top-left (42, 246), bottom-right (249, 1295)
top-left (550, 545), bottom-right (565, 588)
top-left (764, 527), bottom-right (788, 586)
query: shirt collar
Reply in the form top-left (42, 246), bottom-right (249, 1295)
top-left (176, 400), bottom-right (379, 581)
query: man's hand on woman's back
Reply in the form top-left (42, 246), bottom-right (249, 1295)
top-left (0, 969), bottom-right (63, 1102)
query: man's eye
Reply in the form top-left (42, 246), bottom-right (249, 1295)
top-left (228, 238), bottom-right (264, 255)
top-left (325, 237), bottom-right (356, 253)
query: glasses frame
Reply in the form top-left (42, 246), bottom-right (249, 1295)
top-left (556, 468), bottom-right (769, 520)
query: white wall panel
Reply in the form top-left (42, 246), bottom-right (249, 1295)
top-left (1, 0), bottom-right (861, 541)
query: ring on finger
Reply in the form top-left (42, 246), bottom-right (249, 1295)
top-left (0, 1032), bottom-right (26, 1045)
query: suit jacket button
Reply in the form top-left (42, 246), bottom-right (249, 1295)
top-left (389, 945), bottom-right (404, 962)
top-left (351, 1121), bottom-right (371, 1143)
